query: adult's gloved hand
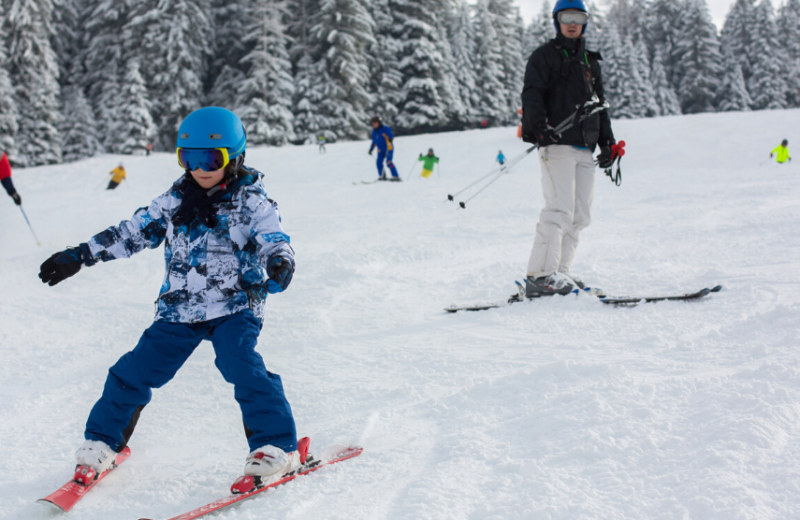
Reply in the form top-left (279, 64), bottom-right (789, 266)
top-left (11, 192), bottom-right (21, 205)
top-left (368, 148), bottom-right (374, 156)
top-left (597, 146), bottom-right (614, 169)
top-left (266, 255), bottom-right (294, 293)
top-left (534, 124), bottom-right (558, 146)
top-left (39, 245), bottom-right (92, 286)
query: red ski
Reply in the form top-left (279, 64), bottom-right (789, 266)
top-left (37, 446), bottom-right (132, 512)
top-left (138, 438), bottom-right (362, 520)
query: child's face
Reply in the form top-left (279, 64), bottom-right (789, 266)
top-left (191, 167), bottom-right (225, 189)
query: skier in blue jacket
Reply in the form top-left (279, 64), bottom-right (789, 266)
top-left (368, 116), bottom-right (401, 181)
top-left (38, 107), bottom-right (301, 489)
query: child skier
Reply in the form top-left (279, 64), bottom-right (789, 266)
top-left (107, 163), bottom-right (126, 190)
top-left (38, 107), bottom-right (300, 489)
top-left (770, 139), bottom-right (791, 164)
top-left (318, 135), bottom-right (326, 153)
top-left (418, 149), bottom-right (439, 178)
top-left (496, 150), bottom-right (506, 165)
top-left (0, 151), bottom-right (22, 205)
top-left (368, 116), bottom-right (401, 181)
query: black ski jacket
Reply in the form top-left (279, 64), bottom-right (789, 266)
top-left (521, 34), bottom-right (614, 152)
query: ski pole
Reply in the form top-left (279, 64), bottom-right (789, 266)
top-left (446, 163), bottom-right (505, 201)
top-left (18, 205), bottom-right (41, 246)
top-left (457, 146), bottom-right (537, 208)
top-left (405, 162), bottom-right (416, 180)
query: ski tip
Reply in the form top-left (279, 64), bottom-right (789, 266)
top-left (710, 285), bottom-right (723, 293)
top-left (319, 444), bottom-right (363, 462)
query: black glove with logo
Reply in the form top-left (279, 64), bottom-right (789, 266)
top-left (39, 244), bottom-right (94, 286)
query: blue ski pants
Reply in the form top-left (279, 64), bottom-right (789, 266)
top-left (376, 150), bottom-right (399, 178)
top-left (85, 311), bottom-right (297, 453)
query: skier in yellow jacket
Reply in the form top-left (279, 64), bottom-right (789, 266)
top-left (107, 164), bottom-right (126, 190)
top-left (770, 140), bottom-right (791, 164)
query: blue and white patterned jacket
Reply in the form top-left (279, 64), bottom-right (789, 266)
top-left (84, 167), bottom-right (293, 323)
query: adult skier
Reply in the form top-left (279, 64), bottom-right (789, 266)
top-left (770, 139), bottom-right (791, 163)
top-left (520, 0), bottom-right (616, 296)
top-left (107, 163), bottom-right (126, 190)
top-left (0, 151), bottom-right (21, 205)
top-left (368, 116), bottom-right (401, 181)
top-left (418, 148), bottom-right (439, 178)
top-left (38, 107), bottom-right (300, 488)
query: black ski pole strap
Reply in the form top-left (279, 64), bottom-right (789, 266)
top-left (604, 157), bottom-right (622, 186)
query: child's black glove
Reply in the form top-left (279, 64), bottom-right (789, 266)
top-left (266, 255), bottom-right (294, 293)
top-left (39, 245), bottom-right (93, 286)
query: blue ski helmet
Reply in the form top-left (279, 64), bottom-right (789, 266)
top-left (176, 107), bottom-right (246, 159)
top-left (552, 0), bottom-right (589, 34)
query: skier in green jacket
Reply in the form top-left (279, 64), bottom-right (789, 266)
top-left (418, 149), bottom-right (439, 178)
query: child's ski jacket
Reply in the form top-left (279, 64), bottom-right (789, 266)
top-left (85, 167), bottom-right (293, 323)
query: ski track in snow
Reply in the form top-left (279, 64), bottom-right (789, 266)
top-left (1, 109), bottom-right (799, 520)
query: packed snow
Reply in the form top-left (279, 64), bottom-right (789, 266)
top-left (1, 108), bottom-right (799, 520)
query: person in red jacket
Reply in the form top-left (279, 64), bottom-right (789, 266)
top-left (0, 152), bottom-right (21, 205)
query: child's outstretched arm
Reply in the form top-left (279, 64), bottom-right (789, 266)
top-left (38, 193), bottom-right (172, 286)
top-left (248, 197), bottom-right (295, 294)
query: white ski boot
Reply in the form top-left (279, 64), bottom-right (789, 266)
top-left (243, 445), bottom-right (300, 480)
top-left (75, 440), bottom-right (116, 474)
top-left (232, 439), bottom-right (309, 494)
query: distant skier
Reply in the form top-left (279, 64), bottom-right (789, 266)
top-left (145, 142), bottom-right (153, 156)
top-left (496, 150), bottom-right (506, 165)
top-left (318, 135), bottom-right (326, 154)
top-left (107, 164), bottom-right (126, 190)
top-left (368, 116), bottom-right (401, 181)
top-left (521, 0), bottom-right (616, 297)
top-left (770, 139), bottom-right (791, 164)
top-left (38, 107), bottom-right (300, 489)
top-left (418, 149), bottom-right (439, 178)
top-left (0, 151), bottom-right (21, 206)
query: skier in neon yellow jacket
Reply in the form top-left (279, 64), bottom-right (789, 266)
top-left (770, 139), bottom-right (791, 164)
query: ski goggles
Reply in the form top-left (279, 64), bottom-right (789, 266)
top-left (557, 11), bottom-right (590, 25)
top-left (176, 147), bottom-right (230, 172)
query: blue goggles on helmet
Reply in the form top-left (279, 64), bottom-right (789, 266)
top-left (176, 147), bottom-right (230, 172)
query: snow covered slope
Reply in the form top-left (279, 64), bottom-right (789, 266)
top-left (1, 109), bottom-right (799, 520)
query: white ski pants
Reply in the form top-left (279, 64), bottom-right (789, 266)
top-left (527, 145), bottom-right (595, 279)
